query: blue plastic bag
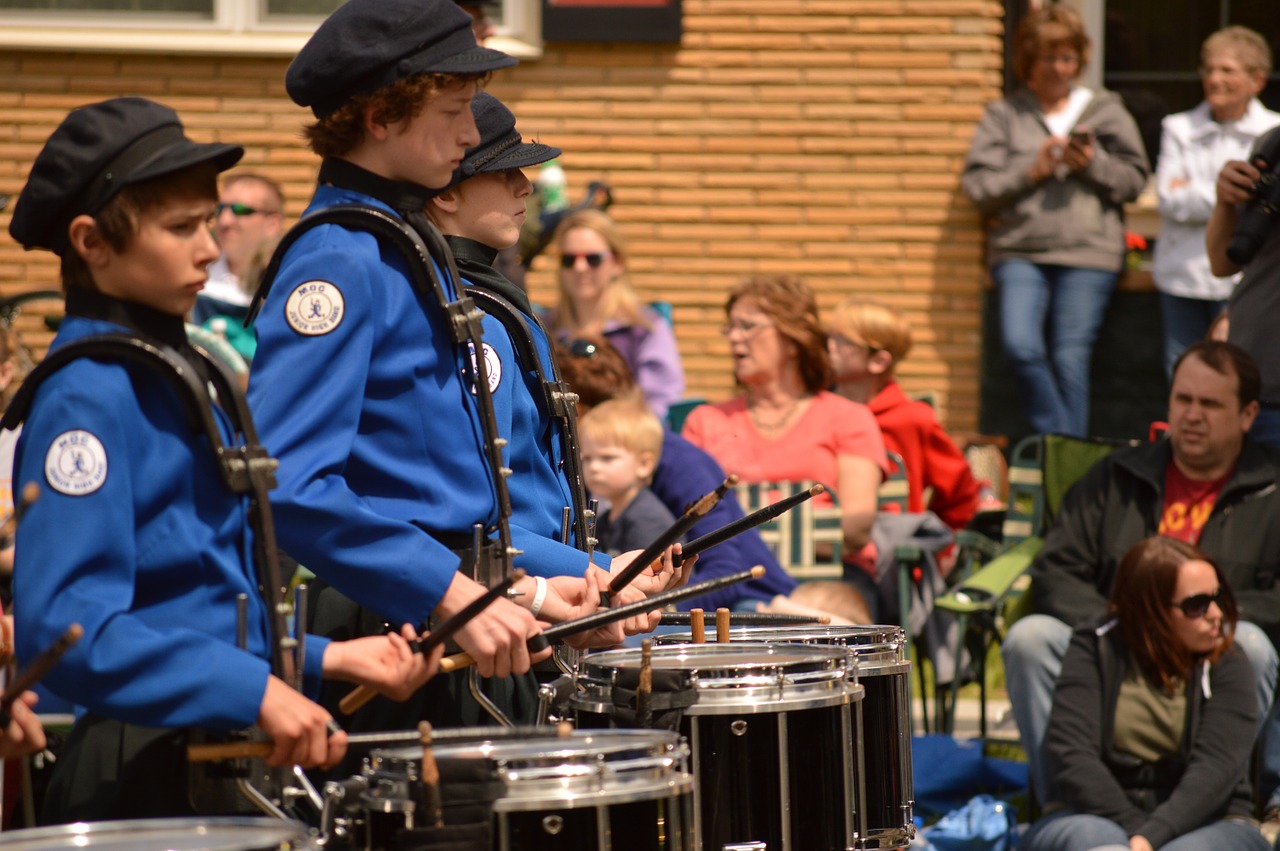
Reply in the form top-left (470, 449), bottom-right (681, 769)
top-left (918, 794), bottom-right (1019, 851)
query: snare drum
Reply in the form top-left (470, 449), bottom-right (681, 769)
top-left (0, 816), bottom-right (317, 849)
top-left (658, 625), bottom-right (915, 850)
top-left (366, 728), bottom-right (694, 851)
top-left (573, 643), bottom-right (860, 851)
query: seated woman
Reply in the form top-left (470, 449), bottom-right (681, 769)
top-left (543, 209), bottom-right (685, 419)
top-left (680, 275), bottom-right (889, 619)
top-left (1022, 535), bottom-right (1268, 851)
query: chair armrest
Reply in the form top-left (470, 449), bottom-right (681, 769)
top-left (933, 537), bottom-right (1044, 616)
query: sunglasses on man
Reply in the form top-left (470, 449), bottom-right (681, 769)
top-left (215, 202), bottom-right (279, 218)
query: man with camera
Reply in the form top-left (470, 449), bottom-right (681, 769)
top-left (1208, 126), bottom-right (1280, 450)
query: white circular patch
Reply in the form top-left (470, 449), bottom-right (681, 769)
top-left (44, 430), bottom-right (108, 496)
top-left (467, 342), bottom-right (502, 394)
top-left (284, 281), bottom-right (345, 336)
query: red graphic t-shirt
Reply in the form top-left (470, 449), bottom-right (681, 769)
top-left (1159, 462), bottom-right (1232, 543)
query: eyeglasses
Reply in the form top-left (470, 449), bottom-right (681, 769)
top-left (720, 319), bottom-right (772, 337)
top-left (560, 252), bottom-right (609, 270)
top-left (828, 333), bottom-right (881, 354)
top-left (1172, 588), bottom-right (1223, 619)
top-left (215, 202), bottom-right (279, 218)
top-left (568, 339), bottom-right (599, 358)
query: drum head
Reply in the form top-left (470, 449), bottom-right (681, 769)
top-left (0, 817), bottom-right (313, 850)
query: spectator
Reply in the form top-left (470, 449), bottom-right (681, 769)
top-left (1154, 26), bottom-right (1279, 378)
top-left (1207, 120), bottom-right (1280, 453)
top-left (681, 275), bottom-right (890, 619)
top-left (827, 297), bottom-right (980, 533)
top-left (961, 4), bottom-right (1148, 437)
top-left (193, 172), bottom-right (285, 329)
top-left (1020, 536), bottom-right (1269, 851)
top-left (1001, 341), bottom-right (1280, 831)
top-left (544, 209), bottom-right (685, 419)
top-left (451, 0), bottom-right (497, 42)
top-left (579, 396), bottom-right (675, 555)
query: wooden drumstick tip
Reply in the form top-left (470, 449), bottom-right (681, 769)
top-left (724, 473), bottom-right (740, 486)
top-left (819, 615), bottom-right (831, 624)
top-left (689, 608), bottom-right (705, 644)
top-left (64, 623), bottom-right (84, 644)
top-left (715, 607), bottom-right (730, 644)
top-left (556, 720), bottom-right (573, 737)
top-left (809, 483), bottom-right (825, 496)
top-left (749, 565), bottom-right (765, 579)
top-left (19, 482), bottom-right (39, 508)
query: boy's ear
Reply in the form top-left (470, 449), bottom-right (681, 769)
top-left (430, 187), bottom-right (461, 216)
top-left (362, 103), bottom-right (393, 141)
top-left (67, 215), bottom-right (111, 268)
top-left (636, 450), bottom-right (658, 480)
top-left (867, 349), bottom-right (895, 377)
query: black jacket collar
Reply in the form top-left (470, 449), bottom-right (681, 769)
top-left (446, 236), bottom-right (533, 315)
top-left (318, 158), bottom-right (434, 219)
top-left (66, 287), bottom-right (189, 350)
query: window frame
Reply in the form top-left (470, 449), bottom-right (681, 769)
top-left (0, 0), bottom-right (541, 58)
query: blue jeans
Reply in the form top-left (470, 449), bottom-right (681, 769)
top-left (994, 260), bottom-right (1118, 437)
top-left (1158, 292), bottom-right (1230, 380)
top-left (1020, 810), bottom-right (1269, 851)
top-left (1003, 615), bottom-right (1278, 809)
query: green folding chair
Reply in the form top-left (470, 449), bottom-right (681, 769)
top-left (931, 433), bottom-right (1138, 737)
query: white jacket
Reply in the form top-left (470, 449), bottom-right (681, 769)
top-left (1153, 98), bottom-right (1280, 299)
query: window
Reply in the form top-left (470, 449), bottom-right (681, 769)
top-left (0, 0), bottom-right (541, 57)
top-left (1073, 0), bottom-right (1280, 169)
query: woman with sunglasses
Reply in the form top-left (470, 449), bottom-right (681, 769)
top-left (1022, 535), bottom-right (1269, 851)
top-left (681, 275), bottom-right (891, 620)
top-left (546, 208), bottom-right (685, 419)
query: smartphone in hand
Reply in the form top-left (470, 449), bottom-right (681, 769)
top-left (1069, 127), bottom-right (1093, 147)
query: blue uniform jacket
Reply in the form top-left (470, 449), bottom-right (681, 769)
top-left (14, 311), bottom-right (326, 729)
top-left (452, 238), bottom-right (606, 577)
top-left (249, 183), bottom-right (601, 626)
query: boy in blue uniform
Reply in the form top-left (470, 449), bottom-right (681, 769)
top-left (249, 0), bottom-right (675, 727)
top-left (7, 96), bottom-right (439, 823)
top-left (423, 92), bottom-right (683, 617)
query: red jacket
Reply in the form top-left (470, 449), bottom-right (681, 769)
top-left (869, 381), bottom-right (979, 531)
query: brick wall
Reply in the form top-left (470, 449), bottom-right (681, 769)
top-left (0, 0), bottom-right (1005, 432)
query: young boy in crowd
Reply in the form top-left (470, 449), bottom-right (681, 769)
top-left (248, 0), bottom-right (674, 727)
top-left (828, 298), bottom-right (980, 534)
top-left (580, 396), bottom-right (676, 555)
top-left (6, 97), bottom-right (438, 823)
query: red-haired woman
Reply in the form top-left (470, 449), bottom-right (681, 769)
top-left (1022, 536), bottom-right (1268, 851)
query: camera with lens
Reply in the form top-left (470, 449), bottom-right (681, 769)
top-left (1227, 129), bottom-right (1280, 266)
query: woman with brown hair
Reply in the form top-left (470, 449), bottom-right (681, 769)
top-left (1022, 536), bottom-right (1268, 851)
top-left (961, 4), bottom-right (1148, 438)
top-left (680, 275), bottom-right (889, 617)
top-left (545, 208), bottom-right (685, 419)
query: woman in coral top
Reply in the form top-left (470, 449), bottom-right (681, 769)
top-left (682, 275), bottom-right (889, 617)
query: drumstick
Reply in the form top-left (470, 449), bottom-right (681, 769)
top-left (673, 483), bottom-right (824, 567)
top-left (0, 482), bottom-right (41, 548)
top-left (660, 611), bottom-right (829, 627)
top-left (338, 570), bottom-right (524, 716)
top-left (637, 638), bottom-right (653, 729)
top-left (603, 475), bottom-right (738, 602)
top-left (436, 566), bottom-right (767, 675)
top-left (190, 718), bottom-right (577, 764)
top-left (689, 608), bottom-right (705, 644)
top-left (419, 721), bottom-right (444, 828)
top-left (0, 622), bottom-right (82, 727)
top-left (715, 608), bottom-right (730, 644)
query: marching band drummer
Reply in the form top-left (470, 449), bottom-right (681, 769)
top-left (6, 97), bottom-right (441, 824)
top-left (248, 0), bottom-right (681, 730)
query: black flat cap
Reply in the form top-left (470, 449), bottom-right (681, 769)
top-left (436, 92), bottom-right (561, 193)
top-left (287, 0), bottom-right (517, 119)
top-left (10, 97), bottom-right (243, 257)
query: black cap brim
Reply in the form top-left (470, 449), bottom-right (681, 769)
top-left (125, 139), bottom-right (244, 191)
top-left (478, 140), bottom-right (562, 174)
top-left (404, 44), bottom-right (517, 77)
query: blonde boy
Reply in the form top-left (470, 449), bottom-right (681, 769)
top-left (580, 397), bottom-right (675, 555)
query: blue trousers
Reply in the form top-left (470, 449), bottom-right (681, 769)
top-left (1019, 810), bottom-right (1269, 851)
top-left (1158, 292), bottom-right (1229, 380)
top-left (993, 260), bottom-right (1118, 437)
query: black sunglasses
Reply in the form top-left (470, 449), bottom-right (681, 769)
top-left (1172, 588), bottom-right (1222, 619)
top-left (568, 339), bottom-right (599, 358)
top-left (215, 202), bottom-right (278, 218)
top-left (560, 252), bottom-right (609, 270)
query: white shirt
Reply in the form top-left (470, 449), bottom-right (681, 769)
top-left (1154, 98), bottom-right (1280, 300)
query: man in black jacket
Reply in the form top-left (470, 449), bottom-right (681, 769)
top-left (1003, 340), bottom-right (1280, 826)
